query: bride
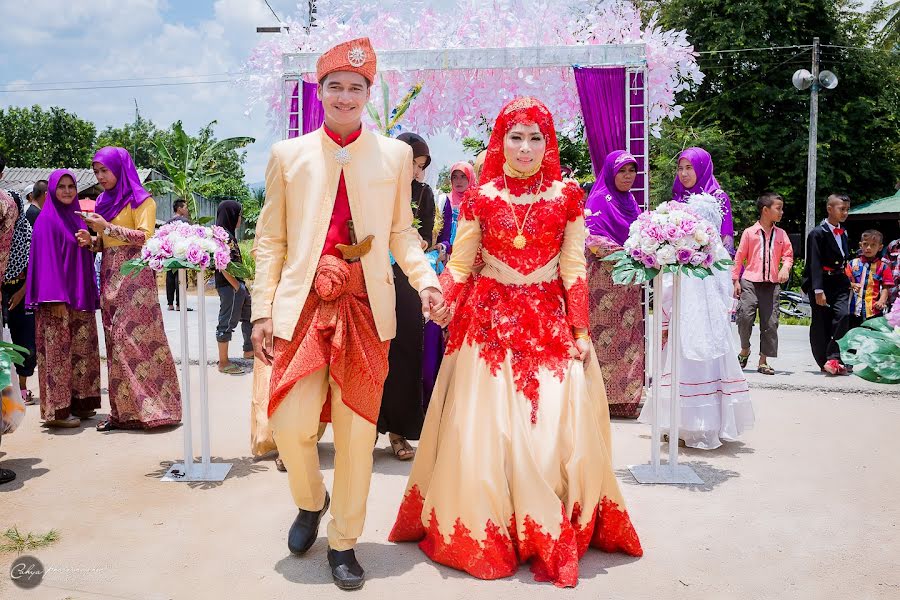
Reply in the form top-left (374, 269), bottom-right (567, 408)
top-left (389, 97), bottom-right (642, 587)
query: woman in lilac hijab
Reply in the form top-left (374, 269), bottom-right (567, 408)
top-left (584, 150), bottom-right (645, 418)
top-left (78, 147), bottom-right (181, 431)
top-left (25, 170), bottom-right (101, 428)
top-left (671, 147), bottom-right (735, 254)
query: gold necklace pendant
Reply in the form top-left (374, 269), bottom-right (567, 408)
top-left (502, 172), bottom-right (543, 250)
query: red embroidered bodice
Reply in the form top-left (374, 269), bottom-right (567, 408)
top-left (441, 175), bottom-right (589, 422)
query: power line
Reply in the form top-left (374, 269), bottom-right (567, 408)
top-left (682, 49), bottom-right (812, 122)
top-left (0, 79), bottom-right (236, 93)
top-left (0, 72), bottom-right (237, 88)
top-left (262, 0), bottom-right (284, 23)
top-left (821, 43), bottom-right (895, 53)
top-left (696, 44), bottom-right (813, 55)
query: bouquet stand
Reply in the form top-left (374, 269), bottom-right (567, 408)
top-left (629, 272), bottom-right (702, 484)
top-left (161, 268), bottom-right (232, 482)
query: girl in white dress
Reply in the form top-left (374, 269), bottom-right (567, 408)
top-left (640, 194), bottom-right (754, 449)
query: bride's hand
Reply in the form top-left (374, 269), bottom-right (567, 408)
top-left (573, 338), bottom-right (591, 362)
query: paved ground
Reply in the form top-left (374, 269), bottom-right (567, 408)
top-left (2, 314), bottom-right (897, 599)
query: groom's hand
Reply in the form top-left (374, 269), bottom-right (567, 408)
top-left (251, 318), bottom-right (275, 366)
top-left (420, 287), bottom-right (449, 325)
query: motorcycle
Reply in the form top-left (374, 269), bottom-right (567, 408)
top-left (778, 289), bottom-right (811, 319)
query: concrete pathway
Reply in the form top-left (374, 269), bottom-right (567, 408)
top-left (3, 312), bottom-right (896, 599)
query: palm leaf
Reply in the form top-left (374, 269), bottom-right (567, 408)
top-left (365, 102), bottom-right (385, 130)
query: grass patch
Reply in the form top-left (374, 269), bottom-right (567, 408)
top-left (0, 527), bottom-right (60, 554)
top-left (780, 316), bottom-right (811, 326)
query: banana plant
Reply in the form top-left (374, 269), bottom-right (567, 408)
top-left (365, 76), bottom-right (423, 137)
top-left (878, 1), bottom-right (900, 50)
top-left (145, 120), bottom-right (254, 223)
top-left (0, 340), bottom-right (28, 391)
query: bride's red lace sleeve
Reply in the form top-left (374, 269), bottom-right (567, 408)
top-left (560, 181), bottom-right (589, 328)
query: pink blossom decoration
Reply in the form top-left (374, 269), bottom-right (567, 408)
top-left (240, 0), bottom-right (704, 139)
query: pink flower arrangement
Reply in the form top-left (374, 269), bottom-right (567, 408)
top-left (126, 221), bottom-right (247, 279)
top-left (887, 300), bottom-right (900, 331)
top-left (240, 0), bottom-right (703, 139)
top-left (606, 197), bottom-right (731, 283)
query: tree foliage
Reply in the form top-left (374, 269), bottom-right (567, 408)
top-left (0, 105), bottom-right (97, 168)
top-left (652, 0), bottom-right (900, 233)
top-left (145, 120), bottom-right (254, 220)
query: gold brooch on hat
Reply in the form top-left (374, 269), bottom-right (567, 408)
top-left (348, 46), bottom-right (367, 68)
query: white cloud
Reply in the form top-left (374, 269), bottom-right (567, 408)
top-left (0, 0), bottom-right (471, 183)
top-left (0, 0), bottom-right (304, 181)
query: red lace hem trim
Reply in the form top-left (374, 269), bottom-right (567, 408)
top-left (389, 485), bottom-right (642, 587)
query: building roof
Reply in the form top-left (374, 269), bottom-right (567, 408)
top-left (0, 167), bottom-right (153, 194)
top-left (849, 189), bottom-right (900, 217)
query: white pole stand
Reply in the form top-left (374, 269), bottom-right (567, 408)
top-left (629, 273), bottom-right (702, 485)
top-left (162, 268), bottom-right (232, 482)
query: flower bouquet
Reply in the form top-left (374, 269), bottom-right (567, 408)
top-left (120, 221), bottom-right (251, 279)
top-left (838, 301), bottom-right (900, 384)
top-left (602, 194), bottom-right (733, 284)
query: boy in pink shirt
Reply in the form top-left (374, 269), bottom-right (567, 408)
top-left (732, 193), bottom-right (794, 374)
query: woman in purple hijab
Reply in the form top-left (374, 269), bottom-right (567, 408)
top-left (79, 147), bottom-right (181, 431)
top-left (584, 150), bottom-right (645, 418)
top-left (671, 147), bottom-right (735, 254)
top-left (25, 170), bottom-right (101, 428)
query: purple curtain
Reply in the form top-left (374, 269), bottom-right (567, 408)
top-left (574, 67), bottom-right (625, 178)
top-left (288, 81), bottom-right (325, 138)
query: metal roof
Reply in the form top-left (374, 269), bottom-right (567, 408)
top-left (849, 188), bottom-right (900, 216)
top-left (0, 167), bottom-right (153, 194)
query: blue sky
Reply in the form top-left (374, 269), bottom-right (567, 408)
top-left (0, 0), bottom-right (466, 185)
top-left (0, 0), bottom-right (879, 184)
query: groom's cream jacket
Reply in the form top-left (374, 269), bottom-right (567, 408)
top-left (251, 126), bottom-right (440, 342)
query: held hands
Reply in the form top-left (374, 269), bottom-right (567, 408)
top-left (251, 318), bottom-right (275, 366)
top-left (420, 287), bottom-right (450, 327)
top-left (850, 282), bottom-right (862, 294)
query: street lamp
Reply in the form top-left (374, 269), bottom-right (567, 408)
top-left (793, 36), bottom-right (839, 242)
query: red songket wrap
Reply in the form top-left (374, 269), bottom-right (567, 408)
top-left (269, 255), bottom-right (389, 424)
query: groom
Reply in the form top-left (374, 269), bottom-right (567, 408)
top-left (251, 37), bottom-right (447, 590)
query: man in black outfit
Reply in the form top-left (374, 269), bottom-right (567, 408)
top-left (26, 180), bottom-right (47, 227)
top-left (802, 193), bottom-right (852, 376)
top-left (165, 199), bottom-right (191, 311)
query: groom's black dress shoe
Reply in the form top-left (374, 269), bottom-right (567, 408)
top-left (327, 548), bottom-right (365, 591)
top-left (288, 491), bottom-right (330, 555)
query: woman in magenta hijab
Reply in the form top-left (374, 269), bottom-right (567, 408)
top-left (25, 170), bottom-right (102, 428)
top-left (584, 150), bottom-right (645, 418)
top-left (79, 147), bottom-right (181, 431)
top-left (671, 147), bottom-right (735, 253)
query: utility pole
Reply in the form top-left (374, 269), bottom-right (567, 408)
top-left (804, 37), bottom-right (820, 243)
top-left (133, 98), bottom-right (140, 163)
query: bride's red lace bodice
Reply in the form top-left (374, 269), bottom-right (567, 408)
top-left (441, 176), bottom-right (589, 422)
